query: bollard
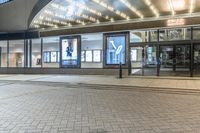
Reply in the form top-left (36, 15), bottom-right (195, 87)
top-left (119, 62), bottom-right (122, 79)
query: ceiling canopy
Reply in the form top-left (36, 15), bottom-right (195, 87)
top-left (30, 0), bottom-right (200, 30)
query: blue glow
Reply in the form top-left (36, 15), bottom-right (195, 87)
top-left (0, 0), bottom-right (11, 4)
top-left (106, 36), bottom-right (126, 65)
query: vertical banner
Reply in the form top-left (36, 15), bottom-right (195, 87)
top-left (60, 36), bottom-right (81, 68)
top-left (103, 32), bottom-right (129, 68)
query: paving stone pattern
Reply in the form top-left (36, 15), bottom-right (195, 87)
top-left (0, 81), bottom-right (200, 133)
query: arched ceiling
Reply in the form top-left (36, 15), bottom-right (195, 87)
top-left (0, 0), bottom-right (39, 32)
top-left (30, 0), bottom-right (200, 30)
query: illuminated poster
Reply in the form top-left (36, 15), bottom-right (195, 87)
top-left (86, 50), bottom-right (93, 62)
top-left (44, 52), bottom-right (50, 63)
top-left (81, 51), bottom-right (85, 62)
top-left (93, 50), bottom-right (101, 62)
top-left (51, 52), bottom-right (57, 62)
top-left (61, 38), bottom-right (78, 66)
top-left (106, 36), bottom-right (126, 64)
top-left (131, 49), bottom-right (137, 61)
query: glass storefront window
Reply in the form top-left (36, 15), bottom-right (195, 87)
top-left (193, 27), bottom-right (200, 40)
top-left (43, 37), bottom-right (59, 68)
top-left (9, 40), bottom-right (24, 68)
top-left (32, 39), bottom-right (41, 67)
top-left (81, 33), bottom-right (103, 68)
top-left (150, 30), bottom-right (158, 42)
top-left (106, 35), bottom-right (126, 65)
top-left (60, 37), bottom-right (79, 67)
top-left (0, 41), bottom-right (7, 67)
top-left (130, 30), bottom-right (149, 43)
top-left (159, 28), bottom-right (191, 41)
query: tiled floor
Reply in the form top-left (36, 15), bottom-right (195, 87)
top-left (0, 75), bottom-right (200, 132)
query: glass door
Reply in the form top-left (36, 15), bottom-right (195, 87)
top-left (175, 45), bottom-right (190, 76)
top-left (194, 44), bottom-right (200, 76)
top-left (130, 47), bottom-right (143, 75)
top-left (159, 45), bottom-right (190, 76)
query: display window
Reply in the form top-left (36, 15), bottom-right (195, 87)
top-left (106, 35), bottom-right (126, 65)
top-left (0, 41), bottom-right (8, 67)
top-left (60, 36), bottom-right (81, 68)
top-left (43, 37), bottom-right (59, 68)
top-left (9, 40), bottom-right (25, 68)
top-left (32, 39), bottom-right (41, 67)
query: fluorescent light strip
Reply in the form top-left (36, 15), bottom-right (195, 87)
top-left (91, 0), bottom-right (130, 20)
top-left (65, 0), bottom-right (109, 21)
top-left (51, 3), bottom-right (97, 23)
top-left (189, 0), bottom-right (195, 14)
top-left (44, 9), bottom-right (81, 25)
top-left (120, 0), bottom-right (143, 19)
top-left (168, 0), bottom-right (175, 15)
top-left (144, 0), bottom-right (159, 17)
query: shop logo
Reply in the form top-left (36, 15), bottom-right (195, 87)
top-left (110, 41), bottom-right (123, 55)
top-left (167, 18), bottom-right (185, 26)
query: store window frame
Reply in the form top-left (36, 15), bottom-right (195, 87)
top-left (60, 35), bottom-right (81, 68)
top-left (103, 32), bottom-right (129, 68)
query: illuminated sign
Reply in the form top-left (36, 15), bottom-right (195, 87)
top-left (167, 19), bottom-right (185, 26)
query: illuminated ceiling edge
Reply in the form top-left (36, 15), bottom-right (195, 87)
top-left (38, 12), bottom-right (200, 32)
top-left (28, 0), bottom-right (53, 29)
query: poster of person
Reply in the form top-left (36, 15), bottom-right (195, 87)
top-left (61, 38), bottom-right (78, 66)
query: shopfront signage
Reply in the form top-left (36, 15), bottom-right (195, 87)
top-left (167, 18), bottom-right (185, 26)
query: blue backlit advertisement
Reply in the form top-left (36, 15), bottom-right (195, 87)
top-left (106, 36), bottom-right (126, 65)
top-left (61, 38), bottom-right (78, 66)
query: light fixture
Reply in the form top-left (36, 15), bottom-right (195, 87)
top-left (168, 0), bottom-right (175, 15)
top-left (144, 0), bottom-right (159, 17)
top-left (120, 0), bottom-right (143, 19)
top-left (91, 0), bottom-right (130, 19)
top-left (189, 0), bottom-right (195, 14)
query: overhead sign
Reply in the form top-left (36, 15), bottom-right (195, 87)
top-left (167, 19), bottom-right (185, 26)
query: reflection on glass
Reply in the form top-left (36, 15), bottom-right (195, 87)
top-left (43, 37), bottom-right (59, 68)
top-left (32, 39), bottom-right (41, 67)
top-left (0, 41), bottom-right (7, 67)
top-left (159, 28), bottom-right (191, 41)
top-left (130, 31), bottom-right (148, 43)
top-left (193, 27), bottom-right (200, 40)
top-left (9, 40), bottom-right (24, 68)
top-left (51, 52), bottom-right (57, 62)
top-left (61, 38), bottom-right (78, 66)
top-left (85, 50), bottom-right (92, 62)
top-left (150, 30), bottom-right (158, 42)
top-left (106, 36), bottom-right (126, 65)
top-left (93, 50), bottom-right (101, 62)
top-left (81, 51), bottom-right (85, 62)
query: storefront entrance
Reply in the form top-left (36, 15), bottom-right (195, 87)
top-left (130, 44), bottom-right (191, 76)
top-left (159, 45), bottom-right (190, 76)
top-left (130, 45), bottom-right (157, 76)
top-left (193, 44), bottom-right (200, 76)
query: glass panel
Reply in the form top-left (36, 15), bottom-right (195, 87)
top-left (9, 40), bottom-right (24, 68)
top-left (130, 31), bottom-right (149, 43)
top-left (159, 28), bottom-right (191, 41)
top-left (81, 33), bottom-right (103, 68)
top-left (106, 35), bottom-right (126, 65)
top-left (61, 37), bottom-right (78, 67)
top-left (194, 44), bottom-right (200, 75)
top-left (193, 27), bottom-right (200, 40)
top-left (143, 45), bottom-right (157, 76)
top-left (32, 39), bottom-right (41, 67)
top-left (0, 41), bottom-right (7, 67)
top-left (131, 47), bottom-right (143, 75)
top-left (43, 37), bottom-right (59, 68)
top-left (150, 30), bottom-right (158, 42)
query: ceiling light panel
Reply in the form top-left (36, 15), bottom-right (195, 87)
top-left (189, 0), bottom-right (195, 14)
top-left (91, 0), bottom-right (130, 20)
top-left (144, 0), bottom-right (159, 17)
top-left (168, 0), bottom-right (175, 15)
top-left (120, 0), bottom-right (143, 19)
